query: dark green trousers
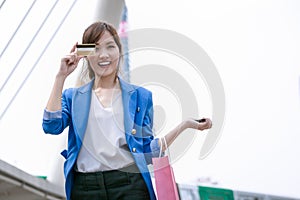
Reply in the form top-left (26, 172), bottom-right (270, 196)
top-left (71, 168), bottom-right (150, 200)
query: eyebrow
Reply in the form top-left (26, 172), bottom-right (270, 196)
top-left (95, 41), bottom-right (116, 46)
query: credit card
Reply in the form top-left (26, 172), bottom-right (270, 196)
top-left (76, 44), bottom-right (95, 56)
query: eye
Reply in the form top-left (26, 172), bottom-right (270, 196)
top-left (108, 45), bottom-right (116, 49)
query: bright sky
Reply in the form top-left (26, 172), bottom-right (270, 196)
top-left (0, 0), bottom-right (300, 198)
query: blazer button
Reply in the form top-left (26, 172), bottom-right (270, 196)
top-left (131, 129), bottom-right (136, 135)
top-left (132, 148), bottom-right (136, 152)
top-left (137, 107), bottom-right (140, 112)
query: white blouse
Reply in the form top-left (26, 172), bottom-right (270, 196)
top-left (76, 90), bottom-right (134, 172)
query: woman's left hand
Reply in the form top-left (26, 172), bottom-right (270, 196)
top-left (185, 118), bottom-right (212, 131)
top-left (161, 118), bottom-right (212, 151)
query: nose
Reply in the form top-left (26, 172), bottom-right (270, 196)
top-left (97, 48), bottom-right (109, 59)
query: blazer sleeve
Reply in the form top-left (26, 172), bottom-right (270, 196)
top-left (42, 88), bottom-right (73, 135)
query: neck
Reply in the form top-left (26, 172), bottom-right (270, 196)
top-left (93, 75), bottom-right (118, 89)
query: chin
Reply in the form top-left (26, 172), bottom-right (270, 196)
top-left (95, 70), bottom-right (116, 79)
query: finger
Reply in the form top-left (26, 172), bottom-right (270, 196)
top-left (196, 118), bottom-right (206, 123)
top-left (205, 118), bottom-right (213, 129)
top-left (61, 55), bottom-right (72, 64)
top-left (199, 118), bottom-right (212, 130)
top-left (63, 54), bottom-right (75, 59)
top-left (70, 42), bottom-right (78, 53)
top-left (70, 53), bottom-right (78, 63)
top-left (70, 63), bottom-right (78, 71)
top-left (75, 55), bottom-right (84, 63)
top-left (66, 55), bottom-right (75, 65)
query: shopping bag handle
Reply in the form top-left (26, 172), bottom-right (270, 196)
top-left (159, 137), bottom-right (172, 161)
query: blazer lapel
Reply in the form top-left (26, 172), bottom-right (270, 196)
top-left (119, 78), bottom-right (137, 136)
top-left (72, 80), bottom-right (94, 148)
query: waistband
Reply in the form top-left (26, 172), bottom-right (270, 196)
top-left (74, 163), bottom-right (140, 176)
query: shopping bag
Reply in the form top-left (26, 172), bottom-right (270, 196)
top-left (152, 137), bottom-right (180, 200)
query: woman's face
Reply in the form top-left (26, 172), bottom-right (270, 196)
top-left (87, 30), bottom-right (120, 80)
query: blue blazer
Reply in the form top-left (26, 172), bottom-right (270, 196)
top-left (42, 77), bottom-right (159, 200)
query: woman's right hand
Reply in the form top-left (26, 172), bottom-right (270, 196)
top-left (57, 43), bottom-right (82, 78)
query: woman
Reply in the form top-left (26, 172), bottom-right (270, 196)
top-left (42, 21), bottom-right (212, 200)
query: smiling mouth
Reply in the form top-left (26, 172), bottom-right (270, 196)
top-left (98, 61), bottom-right (111, 67)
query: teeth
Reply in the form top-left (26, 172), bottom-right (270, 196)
top-left (98, 61), bottom-right (111, 67)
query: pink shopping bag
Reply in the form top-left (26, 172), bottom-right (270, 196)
top-left (152, 137), bottom-right (180, 200)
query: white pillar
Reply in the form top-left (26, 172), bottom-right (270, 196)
top-left (94, 0), bottom-right (125, 29)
